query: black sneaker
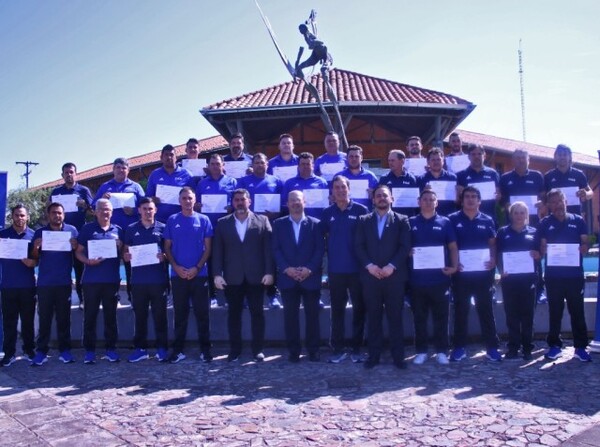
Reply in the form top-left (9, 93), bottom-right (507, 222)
top-left (504, 349), bottom-right (520, 360)
top-left (1, 356), bottom-right (16, 367)
top-left (200, 352), bottom-right (213, 363)
top-left (168, 352), bottom-right (186, 364)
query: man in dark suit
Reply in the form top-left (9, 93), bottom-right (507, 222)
top-left (272, 190), bottom-right (325, 362)
top-left (355, 185), bottom-right (411, 369)
top-left (213, 189), bottom-right (274, 362)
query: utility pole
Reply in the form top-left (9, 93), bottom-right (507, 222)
top-left (15, 161), bottom-right (39, 189)
top-left (518, 39), bottom-right (527, 142)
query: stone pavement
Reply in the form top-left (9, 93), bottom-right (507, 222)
top-left (1, 343), bottom-right (599, 446)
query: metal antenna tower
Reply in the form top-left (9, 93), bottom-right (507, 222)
top-left (518, 39), bottom-right (527, 142)
top-left (15, 161), bottom-right (39, 189)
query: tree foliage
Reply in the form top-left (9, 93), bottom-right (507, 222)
top-left (6, 187), bottom-right (52, 229)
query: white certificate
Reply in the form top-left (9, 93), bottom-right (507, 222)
top-left (129, 243), bottom-right (160, 267)
top-left (468, 181), bottom-right (496, 201)
top-left (201, 194), bottom-right (228, 214)
top-left (254, 193), bottom-right (281, 213)
top-left (319, 162), bottom-right (346, 181)
top-left (109, 193), bottom-right (136, 209)
top-left (88, 239), bottom-right (118, 259)
top-left (0, 238), bottom-right (29, 260)
top-left (155, 184), bottom-right (181, 206)
top-left (303, 189), bottom-right (329, 208)
top-left (405, 158), bottom-right (427, 176)
top-left (42, 231), bottom-right (72, 252)
top-left (547, 243), bottom-right (580, 267)
top-left (181, 158), bottom-right (207, 177)
top-left (558, 186), bottom-right (579, 207)
top-left (51, 194), bottom-right (78, 213)
top-left (509, 195), bottom-right (538, 215)
top-left (502, 251), bottom-right (534, 274)
top-left (273, 165), bottom-right (297, 182)
top-left (224, 161), bottom-right (249, 179)
top-left (413, 246), bottom-right (445, 270)
top-left (392, 187), bottom-right (419, 208)
top-left (445, 154), bottom-right (470, 173)
top-left (349, 179), bottom-right (369, 199)
top-left (428, 181), bottom-right (457, 201)
top-left (459, 248), bottom-right (490, 272)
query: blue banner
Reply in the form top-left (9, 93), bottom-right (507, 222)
top-left (0, 172), bottom-right (7, 229)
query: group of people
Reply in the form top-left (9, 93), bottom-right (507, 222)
top-left (0, 131), bottom-right (594, 368)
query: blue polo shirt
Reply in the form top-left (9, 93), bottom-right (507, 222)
top-left (320, 200), bottom-right (369, 273)
top-left (50, 183), bottom-right (93, 230)
top-left (164, 212), bottom-right (213, 277)
top-left (33, 224), bottom-right (78, 287)
top-left (335, 168), bottom-right (379, 210)
top-left (195, 174), bottom-right (237, 227)
top-left (496, 225), bottom-right (538, 280)
top-left (146, 166), bottom-right (193, 223)
top-left (499, 169), bottom-right (544, 226)
top-left (78, 221), bottom-right (123, 284)
top-left (315, 152), bottom-right (348, 182)
top-left (124, 220), bottom-right (167, 285)
top-left (0, 226), bottom-right (35, 289)
top-left (238, 174), bottom-right (283, 214)
top-left (417, 170), bottom-right (458, 216)
top-left (544, 167), bottom-right (589, 215)
top-left (379, 169), bottom-right (419, 217)
top-left (456, 166), bottom-right (500, 223)
top-left (537, 213), bottom-right (586, 279)
top-left (409, 213), bottom-right (456, 286)
top-left (449, 210), bottom-right (496, 281)
top-left (282, 174), bottom-right (329, 219)
top-left (267, 154), bottom-right (299, 176)
top-left (93, 178), bottom-right (145, 230)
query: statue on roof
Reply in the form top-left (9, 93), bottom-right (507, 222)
top-left (294, 10), bottom-right (333, 80)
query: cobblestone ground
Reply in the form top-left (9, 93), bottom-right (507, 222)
top-left (1, 343), bottom-right (599, 446)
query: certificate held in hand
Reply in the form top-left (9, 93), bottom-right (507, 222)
top-left (129, 243), bottom-right (160, 267)
top-left (88, 239), bottom-right (118, 260)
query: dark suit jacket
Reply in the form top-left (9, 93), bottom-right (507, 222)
top-left (212, 212), bottom-right (274, 285)
top-left (272, 215), bottom-right (324, 291)
top-left (354, 210), bottom-right (411, 282)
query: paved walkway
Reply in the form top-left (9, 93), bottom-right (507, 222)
top-left (1, 343), bottom-right (599, 446)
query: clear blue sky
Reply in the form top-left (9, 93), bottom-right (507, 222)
top-left (2, 0), bottom-right (599, 191)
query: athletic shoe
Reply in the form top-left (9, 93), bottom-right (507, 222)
top-left (574, 348), bottom-right (592, 362)
top-left (350, 352), bottom-right (367, 363)
top-left (103, 351), bottom-right (120, 363)
top-left (31, 352), bottom-right (48, 366)
top-left (413, 353), bottom-right (428, 365)
top-left (504, 349), bottom-right (520, 360)
top-left (84, 351), bottom-right (96, 364)
top-left (328, 351), bottom-right (348, 364)
top-left (544, 346), bottom-right (562, 360)
top-left (253, 352), bottom-right (265, 362)
top-left (169, 352), bottom-right (186, 364)
top-left (200, 352), bottom-right (213, 363)
top-left (227, 353), bottom-right (240, 362)
top-left (156, 348), bottom-right (168, 362)
top-left (25, 350), bottom-right (35, 361)
top-left (436, 353), bottom-right (450, 365)
top-left (1, 356), bottom-right (16, 367)
top-left (486, 349), bottom-right (502, 362)
top-left (128, 349), bottom-right (149, 363)
top-left (58, 351), bottom-right (75, 364)
top-left (450, 347), bottom-right (467, 362)
top-left (210, 297), bottom-right (219, 308)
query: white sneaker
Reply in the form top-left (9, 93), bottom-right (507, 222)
top-left (436, 353), bottom-right (450, 365)
top-left (413, 353), bottom-right (428, 365)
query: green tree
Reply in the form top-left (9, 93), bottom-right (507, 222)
top-left (6, 187), bottom-right (52, 228)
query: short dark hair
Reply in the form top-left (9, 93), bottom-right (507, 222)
top-left (373, 184), bottom-right (392, 196)
top-left (467, 144), bottom-right (485, 155)
top-left (113, 157), bottom-right (129, 167)
top-left (138, 197), bottom-right (157, 207)
top-left (233, 188), bottom-right (250, 199)
top-left (461, 185), bottom-right (481, 201)
top-left (347, 145), bottom-right (363, 156)
top-left (61, 162), bottom-right (77, 172)
top-left (299, 152), bottom-right (314, 161)
top-left (427, 147), bottom-right (444, 160)
top-left (209, 153), bottom-right (224, 163)
top-left (419, 189), bottom-right (437, 199)
top-left (279, 133), bottom-right (293, 142)
top-left (546, 188), bottom-right (566, 202)
top-left (186, 138), bottom-right (199, 146)
top-left (407, 136), bottom-right (421, 144)
top-left (331, 175), bottom-right (350, 188)
top-left (252, 153), bottom-right (267, 163)
top-left (230, 133), bottom-right (244, 142)
top-left (178, 186), bottom-right (195, 196)
top-left (161, 145), bottom-right (175, 155)
top-left (47, 202), bottom-right (64, 213)
top-left (11, 203), bottom-right (28, 214)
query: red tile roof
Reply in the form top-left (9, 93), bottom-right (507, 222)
top-left (203, 68), bottom-right (473, 111)
top-left (456, 130), bottom-right (598, 168)
top-left (36, 135), bottom-right (228, 189)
